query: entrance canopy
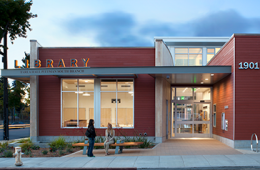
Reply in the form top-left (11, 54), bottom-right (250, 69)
top-left (0, 66), bottom-right (231, 84)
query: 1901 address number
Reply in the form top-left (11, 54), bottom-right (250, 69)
top-left (239, 62), bottom-right (259, 70)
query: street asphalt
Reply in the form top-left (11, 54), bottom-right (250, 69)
top-left (0, 127), bottom-right (29, 141)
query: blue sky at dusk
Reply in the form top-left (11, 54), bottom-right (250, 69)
top-left (1, 0), bottom-right (260, 70)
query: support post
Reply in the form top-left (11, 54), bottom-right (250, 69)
top-left (3, 32), bottom-right (9, 140)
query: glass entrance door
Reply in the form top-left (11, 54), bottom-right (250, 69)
top-left (171, 87), bottom-right (211, 138)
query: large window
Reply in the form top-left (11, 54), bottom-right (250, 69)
top-left (61, 79), bottom-right (134, 129)
top-left (62, 79), bottom-right (94, 128)
top-left (101, 79), bottom-right (134, 128)
top-left (175, 48), bottom-right (202, 66)
top-left (207, 47), bottom-right (221, 63)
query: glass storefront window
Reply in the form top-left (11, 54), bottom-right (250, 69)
top-left (117, 79), bottom-right (133, 91)
top-left (78, 79), bottom-right (94, 91)
top-left (175, 54), bottom-right (188, 66)
top-left (175, 48), bottom-right (188, 53)
top-left (172, 103), bottom-right (175, 137)
top-left (101, 80), bottom-right (116, 91)
top-left (176, 104), bottom-right (192, 121)
top-left (177, 124), bottom-right (192, 134)
top-left (207, 54), bottom-right (214, 63)
top-left (189, 54), bottom-right (202, 66)
top-left (176, 88), bottom-right (193, 100)
top-left (194, 124), bottom-right (209, 134)
top-left (194, 104), bottom-right (210, 121)
top-left (62, 79), bottom-right (77, 91)
top-left (194, 88), bottom-right (211, 100)
top-left (79, 92), bottom-right (94, 127)
top-left (62, 92), bottom-right (77, 127)
top-left (101, 92), bottom-right (116, 127)
top-left (101, 79), bottom-right (134, 128)
top-left (117, 92), bottom-right (133, 128)
top-left (172, 88), bottom-right (175, 100)
top-left (189, 48), bottom-right (202, 53)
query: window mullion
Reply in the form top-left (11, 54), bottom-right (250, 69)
top-left (116, 80), bottom-right (118, 128)
top-left (77, 79), bottom-right (79, 127)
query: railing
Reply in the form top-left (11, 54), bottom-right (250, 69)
top-left (251, 133), bottom-right (259, 152)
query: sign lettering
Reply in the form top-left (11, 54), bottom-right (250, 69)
top-left (239, 62), bottom-right (259, 70)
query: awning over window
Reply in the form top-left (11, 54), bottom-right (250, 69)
top-left (0, 66), bottom-right (231, 84)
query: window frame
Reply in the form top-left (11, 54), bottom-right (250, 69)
top-left (99, 78), bottom-right (135, 129)
top-left (175, 47), bottom-right (203, 66)
top-left (213, 104), bottom-right (216, 127)
top-left (61, 78), bottom-right (95, 129)
top-left (207, 47), bottom-right (222, 64)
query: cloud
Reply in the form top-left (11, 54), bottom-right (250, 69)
top-left (65, 10), bottom-right (260, 46)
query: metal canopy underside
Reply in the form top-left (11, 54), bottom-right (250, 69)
top-left (1, 66), bottom-right (231, 85)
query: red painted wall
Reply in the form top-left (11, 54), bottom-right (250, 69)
top-left (208, 38), bottom-right (234, 140)
top-left (234, 35), bottom-right (260, 140)
top-left (38, 48), bottom-right (155, 137)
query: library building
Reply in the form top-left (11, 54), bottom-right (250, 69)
top-left (1, 34), bottom-right (260, 148)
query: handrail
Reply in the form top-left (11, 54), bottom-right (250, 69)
top-left (251, 133), bottom-right (258, 152)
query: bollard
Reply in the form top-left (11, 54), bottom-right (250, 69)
top-left (13, 147), bottom-right (23, 166)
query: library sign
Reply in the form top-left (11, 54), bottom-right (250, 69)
top-left (14, 58), bottom-right (90, 68)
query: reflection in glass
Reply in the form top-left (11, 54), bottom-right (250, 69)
top-left (117, 92), bottom-right (133, 128)
top-left (101, 92), bottom-right (116, 127)
top-left (117, 80), bottom-right (133, 91)
top-left (175, 48), bottom-right (188, 53)
top-left (78, 92), bottom-right (94, 127)
top-left (207, 54), bottom-right (214, 63)
top-left (189, 48), bottom-right (202, 53)
top-left (62, 79), bottom-right (77, 91)
top-left (176, 104), bottom-right (193, 121)
top-left (194, 88), bottom-right (211, 100)
top-left (215, 48), bottom-right (221, 54)
top-left (177, 124), bottom-right (192, 133)
top-left (62, 92), bottom-right (77, 127)
top-left (194, 104), bottom-right (210, 121)
top-left (101, 80), bottom-right (116, 91)
top-left (78, 79), bottom-right (94, 91)
top-left (176, 88), bottom-right (193, 100)
top-left (189, 54), bottom-right (202, 66)
top-left (175, 54), bottom-right (188, 66)
top-left (207, 48), bottom-right (214, 53)
top-left (194, 124), bottom-right (209, 134)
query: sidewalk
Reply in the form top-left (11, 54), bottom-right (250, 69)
top-left (1, 154), bottom-right (260, 169)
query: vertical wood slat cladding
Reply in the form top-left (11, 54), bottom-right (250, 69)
top-left (235, 36), bottom-right (260, 140)
top-left (38, 48), bottom-right (155, 137)
top-left (208, 38), bottom-right (234, 140)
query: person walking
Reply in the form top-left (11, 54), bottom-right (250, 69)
top-left (87, 119), bottom-right (96, 157)
top-left (104, 123), bottom-right (115, 156)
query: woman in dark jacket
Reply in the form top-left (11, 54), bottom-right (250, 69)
top-left (87, 119), bottom-right (96, 157)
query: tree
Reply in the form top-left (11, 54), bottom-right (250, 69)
top-left (0, 0), bottom-right (36, 44)
top-left (22, 52), bottom-right (30, 105)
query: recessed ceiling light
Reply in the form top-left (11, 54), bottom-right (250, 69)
top-left (85, 80), bottom-right (89, 82)
top-left (83, 93), bottom-right (90, 96)
top-left (211, 74), bottom-right (214, 76)
top-left (201, 82), bottom-right (204, 84)
top-left (128, 91), bottom-right (133, 94)
top-left (205, 78), bottom-right (208, 80)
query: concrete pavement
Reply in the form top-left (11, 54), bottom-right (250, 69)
top-left (1, 154), bottom-right (260, 169)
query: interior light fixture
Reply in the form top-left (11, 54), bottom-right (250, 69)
top-left (211, 74), bottom-right (214, 76)
top-left (83, 93), bottom-right (90, 96)
top-left (128, 91), bottom-right (133, 94)
top-left (85, 80), bottom-right (89, 82)
top-left (201, 82), bottom-right (204, 84)
top-left (205, 78), bottom-right (208, 80)
top-left (182, 88), bottom-right (188, 93)
top-left (75, 91), bottom-right (83, 94)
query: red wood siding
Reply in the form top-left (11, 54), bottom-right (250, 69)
top-left (38, 48), bottom-right (155, 137)
top-left (234, 36), bottom-right (260, 140)
top-left (38, 48), bottom-right (155, 67)
top-left (208, 38), bottom-right (234, 140)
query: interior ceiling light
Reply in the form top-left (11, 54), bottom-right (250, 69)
top-left (75, 91), bottom-right (83, 94)
top-left (205, 78), bottom-right (208, 80)
top-left (201, 82), bottom-right (204, 84)
top-left (83, 93), bottom-right (90, 96)
top-left (182, 88), bottom-right (188, 93)
top-left (128, 91), bottom-right (133, 94)
top-left (85, 80), bottom-right (89, 82)
top-left (211, 74), bottom-right (214, 76)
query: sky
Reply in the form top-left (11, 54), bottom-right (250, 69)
top-left (2, 0), bottom-right (260, 71)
